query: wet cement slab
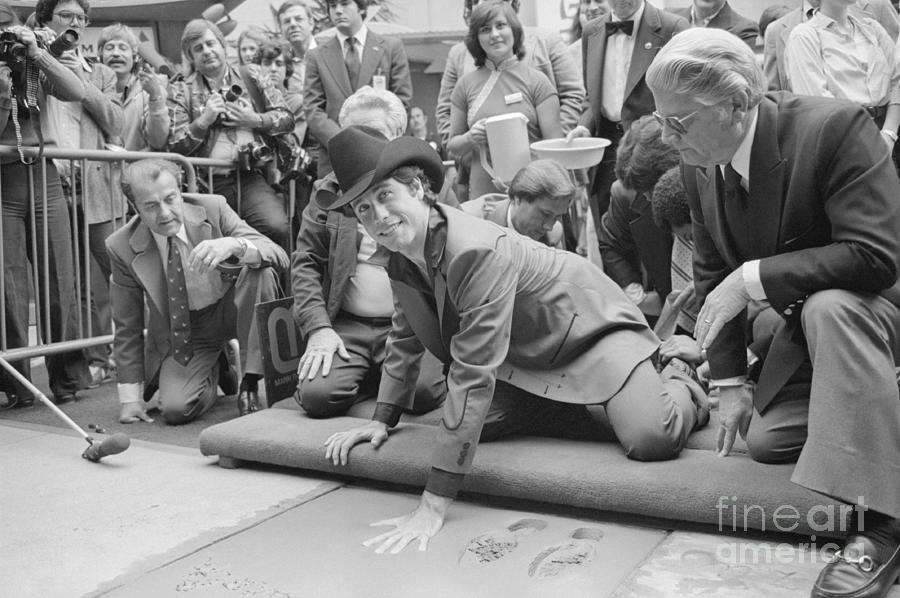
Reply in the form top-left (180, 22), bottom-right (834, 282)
top-left (613, 530), bottom-right (900, 598)
top-left (0, 422), bottom-right (339, 598)
top-left (103, 486), bottom-right (667, 598)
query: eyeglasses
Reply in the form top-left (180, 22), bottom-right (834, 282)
top-left (652, 108), bottom-right (700, 135)
top-left (53, 10), bottom-right (90, 25)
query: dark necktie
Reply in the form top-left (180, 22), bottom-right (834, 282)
top-left (722, 163), bottom-right (752, 258)
top-left (345, 37), bottom-right (360, 88)
top-left (605, 20), bottom-right (634, 36)
top-left (167, 238), bottom-right (193, 366)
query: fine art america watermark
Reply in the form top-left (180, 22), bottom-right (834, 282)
top-left (714, 496), bottom-right (867, 565)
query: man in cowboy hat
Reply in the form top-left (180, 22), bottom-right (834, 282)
top-left (319, 125), bottom-right (709, 554)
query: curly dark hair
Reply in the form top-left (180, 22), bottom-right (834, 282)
top-left (258, 39), bottom-right (295, 87)
top-left (464, 1), bottom-right (525, 68)
top-left (650, 166), bottom-right (690, 233)
top-left (614, 115), bottom-right (681, 195)
top-left (35, 0), bottom-right (89, 26)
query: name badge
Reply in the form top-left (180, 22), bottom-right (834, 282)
top-left (504, 92), bottom-right (523, 105)
top-left (372, 74), bottom-right (386, 91)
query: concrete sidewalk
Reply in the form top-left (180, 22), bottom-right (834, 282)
top-left (2, 421), bottom-right (898, 598)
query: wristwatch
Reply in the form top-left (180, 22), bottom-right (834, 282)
top-left (234, 237), bottom-right (248, 259)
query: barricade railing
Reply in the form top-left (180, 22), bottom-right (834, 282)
top-left (0, 146), bottom-right (234, 397)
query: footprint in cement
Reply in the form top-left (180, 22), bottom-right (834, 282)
top-left (458, 518), bottom-right (548, 567)
top-left (527, 527), bottom-right (605, 579)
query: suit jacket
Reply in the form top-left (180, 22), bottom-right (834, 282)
top-left (764, 0), bottom-right (900, 91)
top-left (303, 31), bottom-right (413, 176)
top-left (669, 2), bottom-right (759, 47)
top-left (578, 2), bottom-right (688, 133)
top-left (684, 92), bottom-right (900, 411)
top-left (373, 205), bottom-right (658, 485)
top-left (597, 185), bottom-right (673, 298)
top-left (459, 195), bottom-right (565, 249)
top-left (106, 194), bottom-right (288, 388)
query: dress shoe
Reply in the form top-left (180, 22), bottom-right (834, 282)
top-left (812, 531), bottom-right (900, 597)
top-left (237, 390), bottom-right (261, 416)
top-left (0, 391), bottom-right (32, 409)
top-left (52, 391), bottom-right (77, 405)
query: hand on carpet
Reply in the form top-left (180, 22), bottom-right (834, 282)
top-left (119, 401), bottom-right (154, 424)
top-left (363, 491), bottom-right (451, 554)
top-left (716, 383), bottom-right (753, 457)
top-left (298, 328), bottom-right (350, 380)
top-left (323, 421), bottom-right (389, 465)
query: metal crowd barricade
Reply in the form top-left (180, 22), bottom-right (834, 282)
top-left (0, 146), bottom-right (215, 394)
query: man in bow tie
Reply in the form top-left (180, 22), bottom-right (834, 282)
top-left (567, 0), bottom-right (687, 242)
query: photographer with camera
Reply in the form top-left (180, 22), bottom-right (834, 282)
top-left (98, 23), bottom-right (170, 152)
top-left (167, 19), bottom-right (294, 247)
top-left (0, 1), bottom-right (91, 409)
top-left (36, 0), bottom-right (125, 389)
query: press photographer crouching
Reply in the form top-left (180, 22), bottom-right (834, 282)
top-left (168, 19), bottom-right (294, 247)
top-left (0, 3), bottom-right (91, 409)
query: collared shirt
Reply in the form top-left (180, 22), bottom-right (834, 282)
top-left (151, 226), bottom-right (229, 311)
top-left (690, 2), bottom-right (725, 27)
top-left (786, 12), bottom-right (900, 106)
top-left (337, 24), bottom-right (369, 60)
top-left (601, 1), bottom-right (646, 122)
top-left (341, 223), bottom-right (395, 318)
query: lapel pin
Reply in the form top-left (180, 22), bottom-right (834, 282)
top-left (644, 42), bottom-right (652, 49)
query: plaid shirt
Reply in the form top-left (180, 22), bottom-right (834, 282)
top-left (167, 63), bottom-right (293, 157)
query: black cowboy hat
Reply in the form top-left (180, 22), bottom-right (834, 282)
top-left (315, 125), bottom-right (445, 210)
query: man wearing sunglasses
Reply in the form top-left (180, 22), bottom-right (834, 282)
top-left (648, 28), bottom-right (900, 598)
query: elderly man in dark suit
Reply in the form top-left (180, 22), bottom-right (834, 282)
top-left (566, 0), bottom-right (687, 239)
top-left (303, 0), bottom-right (412, 177)
top-left (648, 28), bottom-right (900, 598)
top-left (667, 0), bottom-right (758, 47)
top-left (107, 159), bottom-right (288, 425)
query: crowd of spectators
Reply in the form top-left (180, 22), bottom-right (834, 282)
top-left (2, 2), bottom-right (900, 594)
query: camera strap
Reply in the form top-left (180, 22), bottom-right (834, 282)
top-left (10, 60), bottom-right (43, 164)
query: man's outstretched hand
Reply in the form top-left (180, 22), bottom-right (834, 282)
top-left (323, 420), bottom-right (389, 465)
top-left (363, 491), bottom-right (452, 554)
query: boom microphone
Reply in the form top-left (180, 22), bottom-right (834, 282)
top-left (82, 433), bottom-right (131, 462)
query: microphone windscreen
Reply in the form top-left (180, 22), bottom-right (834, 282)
top-left (102, 433), bottom-right (131, 456)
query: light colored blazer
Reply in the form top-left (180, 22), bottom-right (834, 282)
top-left (303, 30), bottom-right (412, 176)
top-left (106, 194), bottom-right (288, 388)
top-left (668, 2), bottom-right (759, 47)
top-left (376, 205), bottom-right (658, 477)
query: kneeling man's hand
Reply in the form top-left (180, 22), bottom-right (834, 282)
top-left (716, 383), bottom-right (754, 457)
top-left (324, 421), bottom-right (389, 466)
top-left (119, 401), bottom-right (154, 424)
top-left (298, 327), bottom-right (350, 380)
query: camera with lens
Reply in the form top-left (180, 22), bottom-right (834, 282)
top-left (237, 140), bottom-right (273, 172)
top-left (280, 144), bottom-right (312, 181)
top-left (0, 30), bottom-right (29, 66)
top-left (219, 84), bottom-right (242, 103)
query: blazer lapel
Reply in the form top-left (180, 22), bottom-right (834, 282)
top-left (129, 224), bottom-right (167, 319)
top-left (321, 36), bottom-right (353, 97)
top-left (585, 21), bottom-right (609, 120)
top-left (357, 33), bottom-right (385, 90)
top-left (182, 203), bottom-right (213, 247)
top-left (624, 4), bottom-right (663, 100)
top-left (747, 97), bottom-right (786, 258)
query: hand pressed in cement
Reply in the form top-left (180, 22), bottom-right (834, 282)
top-left (459, 518), bottom-right (548, 567)
top-left (362, 491), bottom-right (453, 554)
top-left (528, 527), bottom-right (605, 578)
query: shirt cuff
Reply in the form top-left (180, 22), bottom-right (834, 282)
top-left (424, 467), bottom-right (465, 500)
top-left (117, 382), bottom-right (143, 404)
top-left (742, 260), bottom-right (766, 301)
top-left (372, 402), bottom-right (404, 428)
top-left (710, 375), bottom-right (747, 389)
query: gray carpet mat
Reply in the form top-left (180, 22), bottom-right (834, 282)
top-left (199, 399), bottom-right (841, 537)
